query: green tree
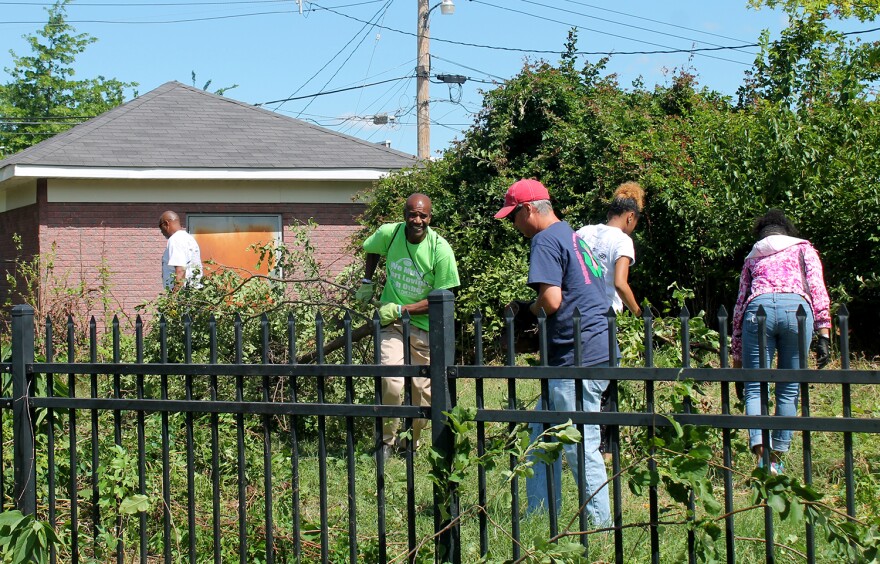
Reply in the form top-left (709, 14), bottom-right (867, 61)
top-left (734, 3), bottom-right (880, 345)
top-left (357, 16), bottom-right (880, 356)
top-left (0, 0), bottom-right (136, 156)
top-left (748, 0), bottom-right (880, 20)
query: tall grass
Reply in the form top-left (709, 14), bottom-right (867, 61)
top-left (6, 303), bottom-right (878, 563)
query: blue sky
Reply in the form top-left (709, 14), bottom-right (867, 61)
top-left (1, 1), bottom-right (874, 157)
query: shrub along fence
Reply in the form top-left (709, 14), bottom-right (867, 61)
top-left (2, 291), bottom-right (878, 563)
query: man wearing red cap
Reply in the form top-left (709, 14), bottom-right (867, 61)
top-left (495, 178), bottom-right (611, 526)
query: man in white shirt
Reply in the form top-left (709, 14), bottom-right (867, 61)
top-left (159, 210), bottom-right (203, 291)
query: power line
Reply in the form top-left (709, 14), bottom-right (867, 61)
top-left (257, 72), bottom-right (493, 107)
top-left (430, 75), bottom-right (493, 85)
top-left (470, 0), bottom-right (753, 66)
top-left (558, 0), bottom-right (751, 44)
top-left (0, 0), bottom-right (286, 4)
top-left (0, 121), bottom-right (88, 125)
top-left (337, 60), bottom-right (417, 135)
top-left (509, 0), bottom-right (758, 56)
top-left (0, 115), bottom-right (95, 120)
top-left (0, 0), bottom-right (385, 24)
top-left (311, 2), bottom-right (880, 60)
top-left (344, 72), bottom-right (412, 136)
top-left (453, 99), bottom-right (480, 117)
top-left (310, 2), bottom-right (754, 59)
top-left (351, 2), bottom-right (389, 123)
top-left (272, 0), bottom-right (393, 112)
top-left (0, 131), bottom-right (60, 136)
top-left (373, 119), bottom-right (472, 128)
top-left (1, 9), bottom-right (293, 24)
top-left (0, 0), bottom-right (376, 7)
top-left (304, 0), bottom-right (387, 10)
top-left (272, 108), bottom-right (384, 129)
top-left (256, 75), bottom-right (413, 105)
top-left (283, 60), bottom-right (413, 112)
top-left (293, 0), bottom-right (394, 117)
top-left (432, 55), bottom-right (505, 82)
top-left (844, 26), bottom-right (880, 35)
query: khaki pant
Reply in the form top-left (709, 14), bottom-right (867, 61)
top-left (380, 322), bottom-right (431, 446)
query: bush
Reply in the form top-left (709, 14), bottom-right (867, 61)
top-left (357, 24), bottom-right (880, 357)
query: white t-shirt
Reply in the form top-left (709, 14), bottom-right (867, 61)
top-left (162, 230), bottom-right (203, 289)
top-left (576, 223), bottom-right (635, 313)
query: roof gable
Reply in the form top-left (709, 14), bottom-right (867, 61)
top-left (0, 81), bottom-right (416, 171)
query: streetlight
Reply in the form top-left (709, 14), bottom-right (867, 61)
top-left (417, 0), bottom-right (454, 159)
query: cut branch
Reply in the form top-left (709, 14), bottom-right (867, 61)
top-left (296, 323), bottom-right (373, 364)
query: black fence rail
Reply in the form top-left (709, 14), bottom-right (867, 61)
top-left (3, 291), bottom-right (878, 563)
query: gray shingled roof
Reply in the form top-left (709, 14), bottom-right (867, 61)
top-left (0, 81), bottom-right (416, 170)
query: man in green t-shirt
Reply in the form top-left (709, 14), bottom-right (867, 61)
top-left (355, 193), bottom-right (460, 460)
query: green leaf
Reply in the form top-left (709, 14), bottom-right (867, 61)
top-left (702, 494), bottom-right (723, 516)
top-left (702, 520), bottom-right (722, 541)
top-left (767, 492), bottom-right (788, 514)
top-left (781, 498), bottom-right (804, 523)
top-left (791, 482), bottom-right (824, 502)
top-left (627, 467), bottom-right (658, 496)
top-left (0, 511), bottom-right (29, 533)
top-left (532, 443), bottom-right (564, 464)
top-left (555, 425), bottom-right (582, 444)
top-left (688, 444), bottom-right (713, 461)
top-left (674, 457), bottom-right (709, 482)
top-left (120, 494), bottom-right (150, 514)
top-left (663, 415), bottom-right (684, 438)
top-left (666, 481), bottom-right (690, 505)
top-left (12, 526), bottom-right (36, 564)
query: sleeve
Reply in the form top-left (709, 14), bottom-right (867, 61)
top-left (528, 239), bottom-right (563, 289)
top-left (432, 238), bottom-right (460, 290)
top-left (804, 244), bottom-right (831, 330)
top-left (363, 223), bottom-right (395, 256)
top-left (166, 236), bottom-right (188, 267)
top-left (731, 261), bottom-right (753, 362)
top-left (611, 232), bottom-right (636, 266)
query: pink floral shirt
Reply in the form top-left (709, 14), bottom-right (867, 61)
top-left (731, 238), bottom-right (831, 361)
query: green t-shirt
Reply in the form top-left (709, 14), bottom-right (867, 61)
top-left (363, 222), bottom-right (460, 331)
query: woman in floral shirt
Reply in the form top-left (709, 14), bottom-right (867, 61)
top-left (732, 209), bottom-right (831, 475)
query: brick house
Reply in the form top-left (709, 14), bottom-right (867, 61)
top-left (0, 81), bottom-right (415, 322)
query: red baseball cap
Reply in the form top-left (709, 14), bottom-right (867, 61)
top-left (494, 179), bottom-right (550, 219)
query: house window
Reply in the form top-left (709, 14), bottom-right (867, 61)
top-left (187, 214), bottom-right (282, 278)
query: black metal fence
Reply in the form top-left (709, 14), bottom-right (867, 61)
top-left (3, 291), bottom-right (879, 563)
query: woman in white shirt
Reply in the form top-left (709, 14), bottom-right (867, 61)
top-left (577, 181), bottom-right (645, 457)
top-left (577, 181), bottom-right (645, 318)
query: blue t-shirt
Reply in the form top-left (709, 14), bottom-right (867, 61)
top-left (528, 221), bottom-right (611, 366)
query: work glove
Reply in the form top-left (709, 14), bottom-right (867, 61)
top-left (815, 334), bottom-right (831, 369)
top-left (378, 302), bottom-right (401, 327)
top-left (355, 280), bottom-right (374, 303)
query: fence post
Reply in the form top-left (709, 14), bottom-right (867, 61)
top-left (429, 289), bottom-right (458, 563)
top-left (11, 304), bottom-right (36, 515)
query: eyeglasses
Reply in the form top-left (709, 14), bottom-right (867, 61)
top-left (508, 204), bottom-right (524, 222)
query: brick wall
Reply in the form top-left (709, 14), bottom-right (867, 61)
top-left (37, 201), bottom-right (366, 324)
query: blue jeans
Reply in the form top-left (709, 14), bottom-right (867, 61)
top-left (526, 372), bottom-right (610, 526)
top-left (742, 293), bottom-right (813, 453)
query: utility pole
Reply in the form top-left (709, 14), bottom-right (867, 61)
top-left (416, 0), bottom-right (454, 159)
top-left (416, 0), bottom-right (431, 160)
